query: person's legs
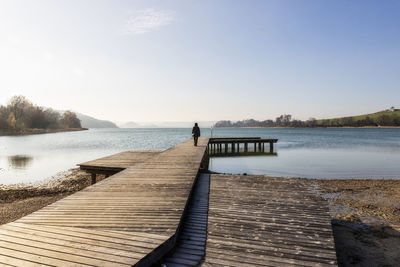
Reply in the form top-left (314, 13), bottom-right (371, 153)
top-left (194, 136), bottom-right (198, 146)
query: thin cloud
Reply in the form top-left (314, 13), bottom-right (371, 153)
top-left (121, 9), bottom-right (174, 35)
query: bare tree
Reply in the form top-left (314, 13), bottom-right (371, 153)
top-left (60, 111), bottom-right (82, 128)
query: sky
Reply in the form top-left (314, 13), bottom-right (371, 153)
top-left (0, 0), bottom-right (399, 123)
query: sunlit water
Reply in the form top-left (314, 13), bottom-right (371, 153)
top-left (210, 128), bottom-right (400, 179)
top-left (0, 128), bottom-right (399, 185)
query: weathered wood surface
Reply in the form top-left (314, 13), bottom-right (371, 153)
top-left (79, 150), bottom-right (161, 171)
top-left (162, 173), bottom-right (210, 266)
top-left (203, 175), bottom-right (337, 267)
top-left (0, 138), bottom-right (209, 266)
top-left (208, 138), bottom-right (276, 143)
top-left (209, 137), bottom-right (261, 140)
top-left (208, 138), bottom-right (278, 155)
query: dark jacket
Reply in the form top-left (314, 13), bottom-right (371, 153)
top-left (192, 126), bottom-right (200, 137)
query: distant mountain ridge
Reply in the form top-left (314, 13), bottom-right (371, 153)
top-left (76, 113), bottom-right (118, 128)
top-left (119, 121), bottom-right (215, 128)
top-left (119, 121), bottom-right (141, 128)
top-left (119, 121), bottom-right (158, 128)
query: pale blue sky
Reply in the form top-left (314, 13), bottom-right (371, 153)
top-left (0, 0), bottom-right (399, 123)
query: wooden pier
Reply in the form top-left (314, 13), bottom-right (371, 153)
top-left (208, 137), bottom-right (278, 155)
top-left (203, 175), bottom-right (337, 266)
top-left (0, 139), bottom-right (208, 266)
top-left (0, 137), bottom-right (338, 266)
top-left (79, 151), bottom-right (161, 184)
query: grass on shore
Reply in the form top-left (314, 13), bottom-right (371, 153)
top-left (317, 110), bottom-right (400, 126)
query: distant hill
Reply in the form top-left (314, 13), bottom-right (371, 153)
top-left (152, 121), bottom-right (215, 128)
top-left (119, 121), bottom-right (145, 128)
top-left (119, 121), bottom-right (215, 128)
top-left (215, 108), bottom-right (400, 128)
top-left (316, 108), bottom-right (400, 127)
top-left (0, 95), bottom-right (85, 136)
top-left (76, 113), bottom-right (118, 128)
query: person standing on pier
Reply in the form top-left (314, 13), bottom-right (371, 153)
top-left (192, 123), bottom-right (201, 146)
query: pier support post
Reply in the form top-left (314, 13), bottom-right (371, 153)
top-left (91, 173), bottom-right (96, 184)
top-left (270, 142), bottom-right (274, 153)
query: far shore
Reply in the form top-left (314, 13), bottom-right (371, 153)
top-left (220, 126), bottom-right (400, 129)
top-left (1, 170), bottom-right (399, 266)
top-left (0, 127), bottom-right (88, 137)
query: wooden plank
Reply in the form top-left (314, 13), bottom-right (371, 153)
top-left (162, 173), bottom-right (210, 266)
top-left (208, 138), bottom-right (278, 144)
top-left (0, 226), bottom-right (152, 258)
top-left (0, 138), bottom-right (209, 266)
top-left (203, 174), bottom-right (337, 266)
top-left (0, 253), bottom-right (45, 267)
top-left (79, 151), bottom-right (161, 170)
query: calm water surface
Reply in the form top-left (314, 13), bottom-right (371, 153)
top-left (0, 128), bottom-right (399, 185)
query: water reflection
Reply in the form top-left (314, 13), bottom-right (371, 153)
top-left (209, 148), bottom-right (400, 179)
top-left (1, 128), bottom-right (400, 185)
top-left (8, 155), bottom-right (33, 170)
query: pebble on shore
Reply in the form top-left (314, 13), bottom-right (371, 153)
top-left (0, 168), bottom-right (103, 225)
top-left (316, 179), bottom-right (400, 266)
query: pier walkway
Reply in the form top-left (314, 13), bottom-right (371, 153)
top-left (0, 137), bottom-right (338, 266)
top-left (79, 151), bottom-right (161, 184)
top-left (0, 138), bottom-right (209, 266)
top-left (203, 175), bottom-right (337, 266)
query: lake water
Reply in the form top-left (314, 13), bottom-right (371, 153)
top-left (0, 128), bottom-right (399, 185)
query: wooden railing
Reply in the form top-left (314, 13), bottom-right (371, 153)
top-left (208, 137), bottom-right (278, 155)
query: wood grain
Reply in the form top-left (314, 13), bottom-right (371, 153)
top-left (203, 175), bottom-right (337, 267)
top-left (0, 138), bottom-right (208, 266)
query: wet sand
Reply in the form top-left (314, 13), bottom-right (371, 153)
top-left (1, 172), bottom-right (399, 266)
top-left (315, 179), bottom-right (400, 266)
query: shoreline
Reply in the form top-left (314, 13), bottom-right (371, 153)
top-left (0, 168), bottom-right (104, 225)
top-left (0, 127), bottom-right (88, 137)
top-left (1, 171), bottom-right (399, 266)
top-left (315, 178), bottom-right (400, 266)
top-left (218, 126), bottom-right (400, 129)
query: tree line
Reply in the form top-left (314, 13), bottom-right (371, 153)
top-left (0, 95), bottom-right (82, 133)
top-left (318, 115), bottom-right (400, 127)
top-left (215, 113), bottom-right (400, 128)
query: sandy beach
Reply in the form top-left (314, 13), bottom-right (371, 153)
top-left (1, 171), bottom-right (399, 266)
top-left (315, 179), bottom-right (400, 266)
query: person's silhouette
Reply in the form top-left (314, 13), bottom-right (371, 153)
top-left (192, 123), bottom-right (200, 146)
